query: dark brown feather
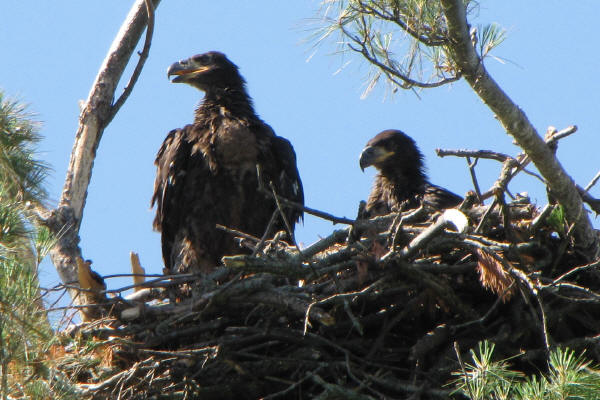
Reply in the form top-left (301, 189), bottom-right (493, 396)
top-left (152, 52), bottom-right (303, 277)
top-left (360, 129), bottom-right (461, 218)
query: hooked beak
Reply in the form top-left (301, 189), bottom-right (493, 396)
top-left (359, 145), bottom-right (394, 171)
top-left (167, 59), bottom-right (212, 83)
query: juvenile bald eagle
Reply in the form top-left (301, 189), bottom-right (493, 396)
top-left (152, 51), bottom-right (303, 279)
top-left (359, 129), bottom-right (462, 217)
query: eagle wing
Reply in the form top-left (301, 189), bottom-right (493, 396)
top-left (421, 183), bottom-right (463, 210)
top-left (269, 135), bottom-right (304, 224)
top-left (153, 122), bottom-right (304, 274)
top-left (151, 126), bottom-right (210, 271)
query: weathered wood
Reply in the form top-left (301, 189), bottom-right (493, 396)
top-left (47, 0), bottom-right (160, 307)
top-left (440, 0), bottom-right (598, 257)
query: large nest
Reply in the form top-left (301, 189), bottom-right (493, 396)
top-left (55, 136), bottom-right (600, 400)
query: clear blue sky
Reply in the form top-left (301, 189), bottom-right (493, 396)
top-left (1, 1), bottom-right (598, 301)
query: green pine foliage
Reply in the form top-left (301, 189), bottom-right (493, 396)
top-left (313, 0), bottom-right (506, 96)
top-left (451, 341), bottom-right (600, 399)
top-left (0, 90), bottom-right (76, 399)
top-left (0, 92), bottom-right (49, 204)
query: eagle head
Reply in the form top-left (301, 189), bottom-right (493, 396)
top-left (359, 129), bottom-right (424, 174)
top-left (167, 51), bottom-right (245, 91)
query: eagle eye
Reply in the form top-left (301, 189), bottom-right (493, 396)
top-left (194, 55), bottom-right (210, 65)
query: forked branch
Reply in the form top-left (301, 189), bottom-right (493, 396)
top-left (46, 0), bottom-right (161, 307)
top-left (440, 0), bottom-right (597, 257)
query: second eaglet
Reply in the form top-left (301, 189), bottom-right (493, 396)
top-left (359, 129), bottom-right (462, 217)
top-left (152, 51), bottom-right (304, 279)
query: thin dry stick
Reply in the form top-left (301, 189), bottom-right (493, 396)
top-left (261, 367), bottom-right (326, 400)
top-left (436, 148), bottom-right (512, 163)
top-left (452, 281), bottom-right (515, 330)
top-left (453, 342), bottom-right (475, 400)
top-left (269, 181), bottom-right (302, 256)
top-left (107, 0), bottom-right (155, 124)
top-left (535, 295), bottom-right (551, 353)
top-left (275, 195), bottom-right (355, 225)
top-left (466, 156), bottom-right (482, 203)
top-left (216, 224), bottom-right (260, 243)
top-left (584, 170), bottom-right (600, 193)
top-left (251, 210), bottom-right (280, 257)
top-left (552, 258), bottom-right (600, 285)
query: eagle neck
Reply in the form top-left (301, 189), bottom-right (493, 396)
top-left (378, 164), bottom-right (428, 201)
top-left (195, 86), bottom-right (256, 123)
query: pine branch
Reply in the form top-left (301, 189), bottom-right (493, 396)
top-left (440, 0), bottom-right (597, 257)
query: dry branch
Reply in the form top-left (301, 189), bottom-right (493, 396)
top-left (440, 0), bottom-right (598, 257)
top-left (45, 0), bottom-right (161, 307)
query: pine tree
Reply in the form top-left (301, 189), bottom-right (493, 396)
top-left (0, 90), bottom-right (68, 399)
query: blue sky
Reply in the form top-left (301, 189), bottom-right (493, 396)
top-left (1, 1), bottom-right (599, 300)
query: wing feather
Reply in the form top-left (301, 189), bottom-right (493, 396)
top-left (152, 126), bottom-right (208, 270)
top-left (270, 135), bottom-right (304, 224)
top-left (421, 184), bottom-right (463, 210)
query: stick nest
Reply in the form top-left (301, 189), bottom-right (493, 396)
top-left (53, 192), bottom-right (600, 400)
top-left (53, 133), bottom-right (600, 399)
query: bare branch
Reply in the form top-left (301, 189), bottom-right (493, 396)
top-left (259, 185), bottom-right (355, 225)
top-left (337, 15), bottom-right (459, 89)
top-left (354, 0), bottom-right (447, 46)
top-left (107, 0), bottom-right (156, 124)
top-left (577, 185), bottom-right (600, 215)
top-left (440, 0), bottom-right (597, 256)
top-left (47, 0), bottom-right (161, 306)
top-left (436, 148), bottom-right (512, 163)
top-left (584, 170), bottom-right (600, 193)
top-left (466, 156), bottom-right (482, 202)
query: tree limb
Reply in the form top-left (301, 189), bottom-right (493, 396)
top-left (47, 0), bottom-right (161, 307)
top-left (440, 0), bottom-right (598, 257)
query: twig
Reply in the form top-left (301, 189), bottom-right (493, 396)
top-left (343, 25), bottom-right (461, 89)
top-left (466, 156), bottom-right (482, 203)
top-left (451, 282), bottom-right (513, 331)
top-left (551, 258), bottom-right (600, 285)
top-left (304, 279), bottom-right (383, 335)
top-left (103, 273), bottom-right (198, 294)
top-left (436, 148), bottom-right (512, 163)
top-left (546, 125), bottom-right (578, 145)
top-left (107, 0), bottom-right (155, 124)
top-left (261, 186), bottom-right (355, 225)
top-left (395, 211), bottom-right (459, 260)
top-left (453, 342), bottom-right (475, 400)
top-left (545, 282), bottom-right (600, 303)
top-left (269, 181), bottom-right (300, 253)
top-left (252, 210), bottom-right (280, 256)
top-left (473, 198), bottom-right (497, 234)
top-left (535, 295), bottom-right (551, 353)
top-left (390, 206), bottom-right (426, 249)
top-left (480, 158), bottom-right (520, 201)
top-left (79, 358), bottom-right (155, 395)
top-left (262, 367), bottom-right (324, 399)
top-left (299, 229), bottom-right (350, 259)
top-left (584, 170), bottom-right (600, 193)
top-left (216, 224), bottom-right (260, 243)
top-left (577, 184), bottom-right (600, 215)
top-left (530, 203), bottom-right (555, 232)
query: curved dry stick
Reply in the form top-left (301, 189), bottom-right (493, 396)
top-left (108, 0), bottom-right (156, 124)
